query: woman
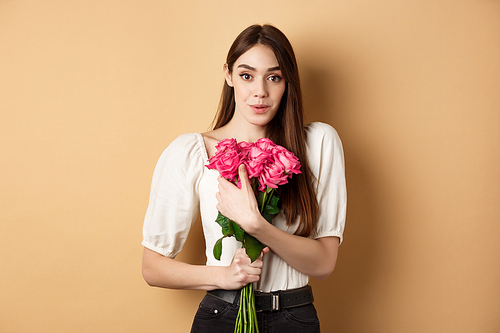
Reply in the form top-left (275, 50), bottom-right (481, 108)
top-left (142, 24), bottom-right (346, 332)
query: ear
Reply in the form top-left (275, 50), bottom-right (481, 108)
top-left (224, 63), bottom-right (233, 87)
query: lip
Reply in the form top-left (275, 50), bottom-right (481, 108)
top-left (249, 104), bottom-right (270, 114)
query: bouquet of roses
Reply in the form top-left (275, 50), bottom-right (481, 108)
top-left (206, 137), bottom-right (301, 333)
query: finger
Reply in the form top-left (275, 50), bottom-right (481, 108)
top-left (218, 175), bottom-right (235, 188)
top-left (234, 248), bottom-right (250, 261)
top-left (244, 266), bottom-right (262, 276)
top-left (255, 247), bottom-right (270, 261)
top-left (249, 248), bottom-right (269, 268)
top-left (215, 193), bottom-right (222, 209)
top-left (215, 203), bottom-right (222, 213)
top-left (235, 248), bottom-right (246, 255)
top-left (249, 259), bottom-right (264, 269)
top-left (217, 175), bottom-right (229, 188)
top-left (238, 164), bottom-right (250, 189)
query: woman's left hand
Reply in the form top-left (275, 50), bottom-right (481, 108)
top-left (215, 164), bottom-right (263, 234)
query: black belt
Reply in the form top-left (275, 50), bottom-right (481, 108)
top-left (207, 285), bottom-right (314, 312)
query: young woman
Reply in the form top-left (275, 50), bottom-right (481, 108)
top-left (142, 24), bottom-right (346, 332)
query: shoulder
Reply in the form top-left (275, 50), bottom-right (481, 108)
top-left (305, 122), bottom-right (345, 175)
top-left (167, 132), bottom-right (203, 151)
top-left (305, 122), bottom-right (342, 147)
top-left (156, 132), bottom-right (207, 170)
top-left (161, 133), bottom-right (205, 157)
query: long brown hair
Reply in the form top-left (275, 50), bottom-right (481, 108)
top-left (212, 24), bottom-right (318, 237)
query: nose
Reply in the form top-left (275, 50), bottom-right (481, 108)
top-left (253, 79), bottom-right (268, 98)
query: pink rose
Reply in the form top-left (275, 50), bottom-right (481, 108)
top-left (244, 146), bottom-right (272, 178)
top-left (237, 141), bottom-right (253, 161)
top-left (206, 139), bottom-right (241, 183)
top-left (217, 150), bottom-right (242, 181)
top-left (216, 138), bottom-right (238, 152)
top-left (254, 138), bottom-right (275, 152)
top-left (207, 139), bottom-right (239, 164)
top-left (273, 148), bottom-right (302, 177)
top-left (258, 163), bottom-right (289, 191)
top-left (244, 159), bottom-right (264, 179)
top-left (206, 137), bottom-right (301, 191)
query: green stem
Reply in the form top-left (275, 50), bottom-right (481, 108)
top-left (260, 191), bottom-right (267, 213)
top-left (243, 286), bottom-right (247, 332)
top-left (260, 188), bottom-right (275, 212)
top-left (250, 283), bottom-right (259, 333)
top-left (233, 284), bottom-right (260, 333)
top-left (235, 183), bottom-right (271, 333)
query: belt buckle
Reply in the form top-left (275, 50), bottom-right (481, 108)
top-left (271, 293), bottom-right (279, 311)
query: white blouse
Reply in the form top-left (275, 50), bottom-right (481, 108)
top-left (142, 122), bottom-right (347, 292)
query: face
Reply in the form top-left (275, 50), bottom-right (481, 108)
top-left (225, 44), bottom-right (286, 129)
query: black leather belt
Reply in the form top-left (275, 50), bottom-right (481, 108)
top-left (207, 285), bottom-right (314, 312)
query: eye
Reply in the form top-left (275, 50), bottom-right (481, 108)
top-left (240, 73), bottom-right (252, 80)
top-left (268, 75), bottom-right (282, 83)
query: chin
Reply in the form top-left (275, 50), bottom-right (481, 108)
top-left (248, 116), bottom-right (274, 128)
top-left (250, 112), bottom-right (278, 127)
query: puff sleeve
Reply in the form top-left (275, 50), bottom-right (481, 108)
top-left (142, 133), bottom-right (205, 257)
top-left (306, 122), bottom-right (347, 244)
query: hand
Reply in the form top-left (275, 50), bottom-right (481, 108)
top-left (220, 247), bottom-right (270, 290)
top-left (216, 164), bottom-right (262, 234)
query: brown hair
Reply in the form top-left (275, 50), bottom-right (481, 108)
top-left (212, 24), bottom-right (319, 237)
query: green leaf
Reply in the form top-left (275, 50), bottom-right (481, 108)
top-left (215, 211), bottom-right (228, 227)
top-left (213, 237), bottom-right (224, 260)
top-left (231, 220), bottom-right (245, 242)
top-left (259, 192), bottom-right (280, 223)
top-left (264, 204), bottom-right (280, 215)
top-left (225, 219), bottom-right (234, 236)
top-left (216, 212), bottom-right (234, 236)
top-left (243, 234), bottom-right (263, 262)
top-left (262, 212), bottom-right (274, 223)
top-left (268, 194), bottom-right (279, 207)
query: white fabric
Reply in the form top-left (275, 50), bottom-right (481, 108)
top-left (142, 122), bottom-right (347, 292)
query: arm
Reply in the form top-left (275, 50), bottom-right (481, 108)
top-left (142, 246), bottom-right (270, 290)
top-left (252, 225), bottom-right (339, 280)
top-left (216, 165), bottom-right (339, 280)
top-left (142, 134), bottom-right (270, 291)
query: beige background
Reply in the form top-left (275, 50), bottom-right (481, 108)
top-left (1, 0), bottom-right (499, 332)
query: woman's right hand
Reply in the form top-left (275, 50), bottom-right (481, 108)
top-left (220, 247), bottom-right (270, 290)
top-left (142, 246), bottom-right (269, 291)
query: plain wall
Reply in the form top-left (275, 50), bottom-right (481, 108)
top-left (1, 0), bottom-right (499, 332)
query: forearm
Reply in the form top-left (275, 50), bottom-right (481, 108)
top-left (253, 218), bottom-right (339, 280)
top-left (216, 166), bottom-right (340, 280)
top-left (142, 247), bottom-right (224, 291)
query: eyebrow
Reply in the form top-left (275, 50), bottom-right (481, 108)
top-left (237, 64), bottom-right (281, 72)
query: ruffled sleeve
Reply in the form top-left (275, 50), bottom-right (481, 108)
top-left (306, 122), bottom-right (347, 244)
top-left (142, 133), bottom-right (205, 257)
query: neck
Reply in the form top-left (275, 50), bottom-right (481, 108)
top-left (221, 118), bottom-right (267, 142)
